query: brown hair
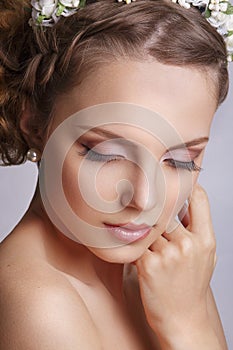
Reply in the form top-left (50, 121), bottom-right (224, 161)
top-left (0, 0), bottom-right (229, 165)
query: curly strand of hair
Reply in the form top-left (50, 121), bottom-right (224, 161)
top-left (21, 54), bottom-right (44, 94)
top-left (39, 52), bottom-right (59, 86)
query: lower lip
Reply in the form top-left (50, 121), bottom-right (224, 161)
top-left (104, 224), bottom-right (152, 243)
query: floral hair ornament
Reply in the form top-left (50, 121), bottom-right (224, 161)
top-left (29, 0), bottom-right (87, 27)
top-left (30, 0), bottom-right (233, 62)
top-left (169, 0), bottom-right (233, 62)
top-left (119, 0), bottom-right (233, 62)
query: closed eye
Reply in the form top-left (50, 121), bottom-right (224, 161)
top-left (78, 145), bottom-right (125, 163)
top-left (164, 159), bottom-right (203, 172)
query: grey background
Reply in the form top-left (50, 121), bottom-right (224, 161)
top-left (0, 65), bottom-right (232, 347)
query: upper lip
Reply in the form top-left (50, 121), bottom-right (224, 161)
top-left (104, 222), bottom-right (151, 230)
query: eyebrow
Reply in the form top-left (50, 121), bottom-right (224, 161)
top-left (167, 137), bottom-right (209, 151)
top-left (78, 125), bottom-right (209, 151)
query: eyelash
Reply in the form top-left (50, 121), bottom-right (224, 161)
top-left (78, 145), bottom-right (203, 172)
top-left (78, 145), bottom-right (125, 162)
top-left (163, 159), bottom-right (202, 172)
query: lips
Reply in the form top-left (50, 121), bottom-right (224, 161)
top-left (105, 222), bottom-right (151, 230)
top-left (104, 222), bottom-right (152, 243)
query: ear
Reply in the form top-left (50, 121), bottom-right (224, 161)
top-left (20, 100), bottom-right (43, 150)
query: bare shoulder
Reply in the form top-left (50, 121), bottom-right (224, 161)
top-left (0, 261), bottom-right (102, 350)
top-left (0, 237), bottom-right (102, 350)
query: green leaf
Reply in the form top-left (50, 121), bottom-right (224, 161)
top-left (57, 2), bottom-right (66, 16)
top-left (226, 4), bottom-right (233, 14)
top-left (79, 0), bottom-right (87, 8)
top-left (205, 8), bottom-right (211, 18)
top-left (37, 14), bottom-right (47, 24)
top-left (228, 30), bottom-right (233, 36)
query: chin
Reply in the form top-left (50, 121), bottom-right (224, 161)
top-left (86, 239), bottom-right (152, 264)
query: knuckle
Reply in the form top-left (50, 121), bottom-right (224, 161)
top-left (179, 236), bottom-right (193, 254)
top-left (162, 245), bottom-right (179, 262)
top-left (137, 253), bottom-right (161, 277)
top-left (202, 236), bottom-right (216, 252)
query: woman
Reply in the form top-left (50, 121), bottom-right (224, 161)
top-left (0, 0), bottom-right (231, 348)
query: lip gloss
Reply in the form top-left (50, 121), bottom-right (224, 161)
top-left (104, 223), bottom-right (152, 243)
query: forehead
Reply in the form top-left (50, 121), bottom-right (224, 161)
top-left (52, 59), bottom-right (217, 140)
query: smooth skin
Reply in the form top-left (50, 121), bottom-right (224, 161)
top-left (0, 59), bottom-right (228, 349)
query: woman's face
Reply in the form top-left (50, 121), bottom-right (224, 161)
top-left (42, 59), bottom-right (217, 263)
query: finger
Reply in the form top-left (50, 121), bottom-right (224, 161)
top-left (162, 221), bottom-right (190, 242)
top-left (188, 183), bottom-right (214, 238)
top-left (149, 234), bottom-right (168, 251)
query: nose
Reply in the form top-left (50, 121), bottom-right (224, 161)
top-left (120, 159), bottom-right (159, 212)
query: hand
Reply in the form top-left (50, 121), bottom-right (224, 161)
top-left (134, 183), bottom-right (217, 338)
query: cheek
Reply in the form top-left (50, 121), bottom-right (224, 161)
top-left (158, 168), bottom-right (196, 225)
top-left (62, 153), bottom-right (98, 222)
top-left (161, 172), bottom-right (181, 215)
top-left (61, 155), bottom-right (134, 220)
top-left (96, 161), bottom-right (135, 201)
top-left (62, 161), bottom-right (82, 204)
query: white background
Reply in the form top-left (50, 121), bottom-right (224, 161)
top-left (0, 65), bottom-right (232, 347)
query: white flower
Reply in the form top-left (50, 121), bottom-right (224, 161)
top-left (217, 12), bottom-right (228, 23)
top-left (31, 0), bottom-right (58, 17)
top-left (225, 34), bottom-right (233, 52)
top-left (207, 15), bottom-right (219, 27)
top-left (207, 12), bottom-right (229, 30)
top-left (185, 0), bottom-right (209, 7)
top-left (30, 0), bottom-right (81, 26)
top-left (60, 0), bottom-right (80, 7)
top-left (178, 0), bottom-right (191, 9)
top-left (219, 2), bottom-right (228, 11)
top-left (61, 8), bottom-right (78, 17)
top-left (226, 14), bottom-right (233, 31)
